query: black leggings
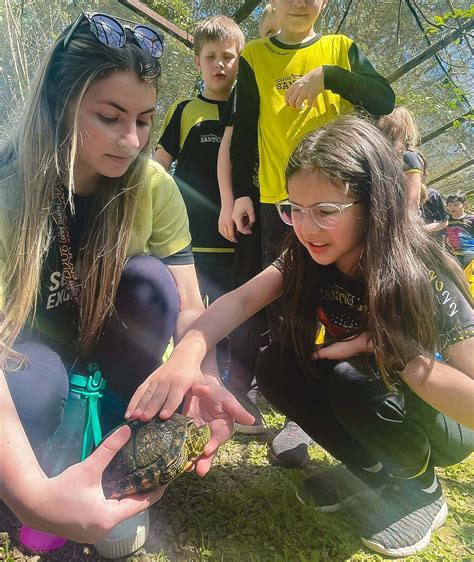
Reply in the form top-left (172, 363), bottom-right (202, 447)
top-left (256, 343), bottom-right (473, 477)
top-left (5, 255), bottom-right (179, 448)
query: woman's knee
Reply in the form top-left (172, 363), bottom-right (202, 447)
top-left (6, 342), bottom-right (68, 447)
top-left (118, 255), bottom-right (180, 323)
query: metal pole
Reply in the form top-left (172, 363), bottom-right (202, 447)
top-left (386, 18), bottom-right (474, 83)
top-left (118, 0), bottom-right (194, 49)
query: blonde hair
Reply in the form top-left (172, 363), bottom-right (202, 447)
top-left (377, 106), bottom-right (427, 181)
top-left (0, 19), bottom-right (161, 367)
top-left (377, 106), bottom-right (420, 152)
top-left (193, 15), bottom-right (245, 56)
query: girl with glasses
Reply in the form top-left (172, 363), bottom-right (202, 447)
top-left (128, 115), bottom-right (473, 557)
top-left (0, 13), bottom-right (251, 545)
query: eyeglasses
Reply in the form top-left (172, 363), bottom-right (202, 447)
top-left (63, 12), bottom-right (164, 58)
top-left (276, 199), bottom-right (363, 230)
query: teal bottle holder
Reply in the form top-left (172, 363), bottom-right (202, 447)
top-left (69, 363), bottom-right (107, 461)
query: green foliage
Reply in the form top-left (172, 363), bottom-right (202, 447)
top-left (146, 0), bottom-right (194, 33)
top-left (425, 5), bottom-right (474, 35)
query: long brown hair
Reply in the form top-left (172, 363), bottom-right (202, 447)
top-left (0, 17), bottom-right (161, 366)
top-left (281, 116), bottom-right (471, 387)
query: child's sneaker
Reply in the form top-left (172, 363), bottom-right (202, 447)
top-left (246, 377), bottom-right (260, 404)
top-left (270, 420), bottom-right (311, 468)
top-left (233, 393), bottom-right (265, 435)
top-left (358, 471), bottom-right (447, 557)
top-left (296, 463), bottom-right (389, 512)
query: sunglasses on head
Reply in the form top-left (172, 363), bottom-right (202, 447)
top-left (63, 12), bottom-right (164, 59)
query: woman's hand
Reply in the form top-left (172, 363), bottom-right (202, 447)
top-left (22, 425), bottom-right (165, 544)
top-left (285, 66), bottom-right (324, 109)
top-left (125, 357), bottom-right (203, 421)
top-left (183, 379), bottom-right (255, 476)
top-left (313, 332), bottom-right (373, 360)
top-left (218, 203), bottom-right (237, 243)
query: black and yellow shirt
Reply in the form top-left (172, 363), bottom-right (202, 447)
top-left (0, 161), bottom-right (191, 349)
top-left (402, 151), bottom-right (424, 175)
top-left (231, 34), bottom-right (396, 203)
top-left (158, 95), bottom-right (234, 253)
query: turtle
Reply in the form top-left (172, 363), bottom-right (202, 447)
top-left (102, 412), bottom-right (210, 499)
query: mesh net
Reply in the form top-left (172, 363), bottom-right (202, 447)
top-left (1, 0), bottom-right (472, 194)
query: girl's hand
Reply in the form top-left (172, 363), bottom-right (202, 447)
top-left (285, 66), bottom-right (324, 109)
top-left (218, 204), bottom-right (237, 243)
top-left (312, 332), bottom-right (374, 360)
top-left (182, 380), bottom-right (255, 476)
top-left (25, 425), bottom-right (165, 544)
top-left (125, 359), bottom-right (203, 421)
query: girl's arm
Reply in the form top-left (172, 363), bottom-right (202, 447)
top-left (0, 371), bottom-right (164, 544)
top-left (404, 171), bottom-right (422, 211)
top-left (127, 264), bottom-right (284, 419)
top-left (153, 147), bottom-right (174, 172)
top-left (217, 126), bottom-right (237, 243)
top-left (400, 338), bottom-right (474, 429)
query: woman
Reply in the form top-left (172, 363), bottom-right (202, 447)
top-left (0, 12), bottom-right (252, 543)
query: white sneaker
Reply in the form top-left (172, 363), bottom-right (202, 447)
top-left (94, 509), bottom-right (149, 559)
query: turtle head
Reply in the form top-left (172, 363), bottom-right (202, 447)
top-left (186, 422), bottom-right (211, 458)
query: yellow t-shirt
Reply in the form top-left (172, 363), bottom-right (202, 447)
top-left (231, 34), bottom-right (395, 203)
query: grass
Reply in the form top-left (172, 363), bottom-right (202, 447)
top-left (0, 400), bottom-right (472, 561)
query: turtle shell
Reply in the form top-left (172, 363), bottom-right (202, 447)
top-left (102, 413), bottom-right (210, 499)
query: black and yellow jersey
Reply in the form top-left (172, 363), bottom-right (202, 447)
top-left (158, 94), bottom-right (234, 252)
top-left (230, 34), bottom-right (395, 203)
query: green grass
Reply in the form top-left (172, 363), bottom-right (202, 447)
top-left (1, 401), bottom-right (472, 561)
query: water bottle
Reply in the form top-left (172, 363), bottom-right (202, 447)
top-left (20, 364), bottom-right (106, 552)
top-left (94, 389), bottom-right (150, 559)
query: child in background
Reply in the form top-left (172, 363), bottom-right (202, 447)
top-left (420, 185), bottom-right (449, 233)
top-left (230, 0), bottom-right (395, 465)
top-left (128, 116), bottom-right (473, 558)
top-left (445, 192), bottom-right (474, 268)
top-left (377, 106), bottom-right (426, 210)
top-left (217, 4), bottom-right (280, 435)
top-left (154, 16), bottom-right (245, 376)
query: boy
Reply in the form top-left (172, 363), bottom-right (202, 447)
top-left (445, 192), bottom-right (473, 268)
top-left (154, 16), bottom-right (245, 374)
top-left (229, 0), bottom-right (395, 466)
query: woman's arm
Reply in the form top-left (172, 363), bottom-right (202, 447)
top-left (400, 338), bottom-right (474, 429)
top-left (217, 126), bottom-right (237, 243)
top-left (0, 370), bottom-right (164, 543)
top-left (127, 265), bottom-right (284, 419)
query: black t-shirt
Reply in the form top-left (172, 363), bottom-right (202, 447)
top-left (33, 194), bottom-right (91, 348)
top-left (273, 259), bottom-right (474, 351)
top-left (31, 190), bottom-right (193, 350)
